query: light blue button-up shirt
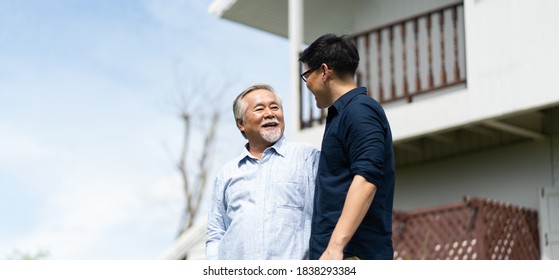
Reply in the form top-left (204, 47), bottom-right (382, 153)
top-left (206, 136), bottom-right (319, 259)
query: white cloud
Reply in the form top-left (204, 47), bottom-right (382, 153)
top-left (5, 151), bottom-right (185, 259)
top-left (0, 124), bottom-right (55, 166)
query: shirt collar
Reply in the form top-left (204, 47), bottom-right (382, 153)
top-left (237, 135), bottom-right (287, 165)
top-left (331, 87), bottom-right (368, 113)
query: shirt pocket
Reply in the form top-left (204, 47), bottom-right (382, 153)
top-left (273, 181), bottom-right (305, 211)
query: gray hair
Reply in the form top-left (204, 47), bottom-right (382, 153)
top-left (232, 84), bottom-right (283, 138)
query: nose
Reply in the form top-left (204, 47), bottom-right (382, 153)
top-left (263, 107), bottom-right (275, 118)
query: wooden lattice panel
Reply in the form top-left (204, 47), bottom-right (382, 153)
top-left (392, 197), bottom-right (540, 260)
top-left (470, 198), bottom-right (540, 260)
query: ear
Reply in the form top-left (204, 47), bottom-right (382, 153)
top-left (236, 118), bottom-right (245, 132)
top-left (321, 63), bottom-right (332, 81)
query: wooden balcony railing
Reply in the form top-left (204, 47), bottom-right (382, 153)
top-left (300, 2), bottom-right (467, 129)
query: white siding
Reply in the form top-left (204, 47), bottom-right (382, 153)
top-left (394, 138), bottom-right (553, 210)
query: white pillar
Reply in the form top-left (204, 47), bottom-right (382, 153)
top-left (289, 0), bottom-right (303, 136)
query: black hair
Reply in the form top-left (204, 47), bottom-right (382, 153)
top-left (299, 33), bottom-right (359, 76)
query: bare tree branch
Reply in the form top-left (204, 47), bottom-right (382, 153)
top-left (178, 112), bottom-right (192, 229)
top-left (170, 66), bottom-right (234, 237)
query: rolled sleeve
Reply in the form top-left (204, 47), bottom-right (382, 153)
top-left (346, 100), bottom-right (387, 188)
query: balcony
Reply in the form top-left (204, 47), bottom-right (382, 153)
top-left (300, 2), bottom-right (467, 129)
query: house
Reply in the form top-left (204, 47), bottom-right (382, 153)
top-left (164, 0), bottom-right (559, 259)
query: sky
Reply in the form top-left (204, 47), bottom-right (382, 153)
top-left (0, 0), bottom-right (291, 259)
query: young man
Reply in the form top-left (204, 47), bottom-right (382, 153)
top-left (300, 34), bottom-right (396, 260)
top-left (205, 84), bottom-right (320, 259)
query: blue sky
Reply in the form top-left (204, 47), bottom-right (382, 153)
top-left (0, 0), bottom-right (290, 259)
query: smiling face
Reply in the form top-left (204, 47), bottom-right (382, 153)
top-left (237, 88), bottom-right (285, 147)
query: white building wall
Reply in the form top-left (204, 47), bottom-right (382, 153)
top-left (387, 0), bottom-right (559, 141)
top-left (294, 0), bottom-right (559, 144)
top-left (291, 124), bottom-right (323, 147)
top-left (353, 0), bottom-right (462, 32)
top-left (292, 0), bottom-right (559, 211)
top-left (391, 0), bottom-right (559, 211)
top-left (394, 138), bottom-right (553, 210)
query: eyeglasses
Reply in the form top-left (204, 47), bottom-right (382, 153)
top-left (300, 67), bottom-right (318, 82)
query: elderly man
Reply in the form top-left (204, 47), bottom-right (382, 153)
top-left (206, 84), bottom-right (319, 259)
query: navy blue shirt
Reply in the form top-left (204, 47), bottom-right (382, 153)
top-left (309, 87), bottom-right (395, 260)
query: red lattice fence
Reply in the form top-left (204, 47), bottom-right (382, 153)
top-left (392, 197), bottom-right (540, 260)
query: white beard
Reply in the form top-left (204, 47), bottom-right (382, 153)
top-left (260, 127), bottom-right (282, 143)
